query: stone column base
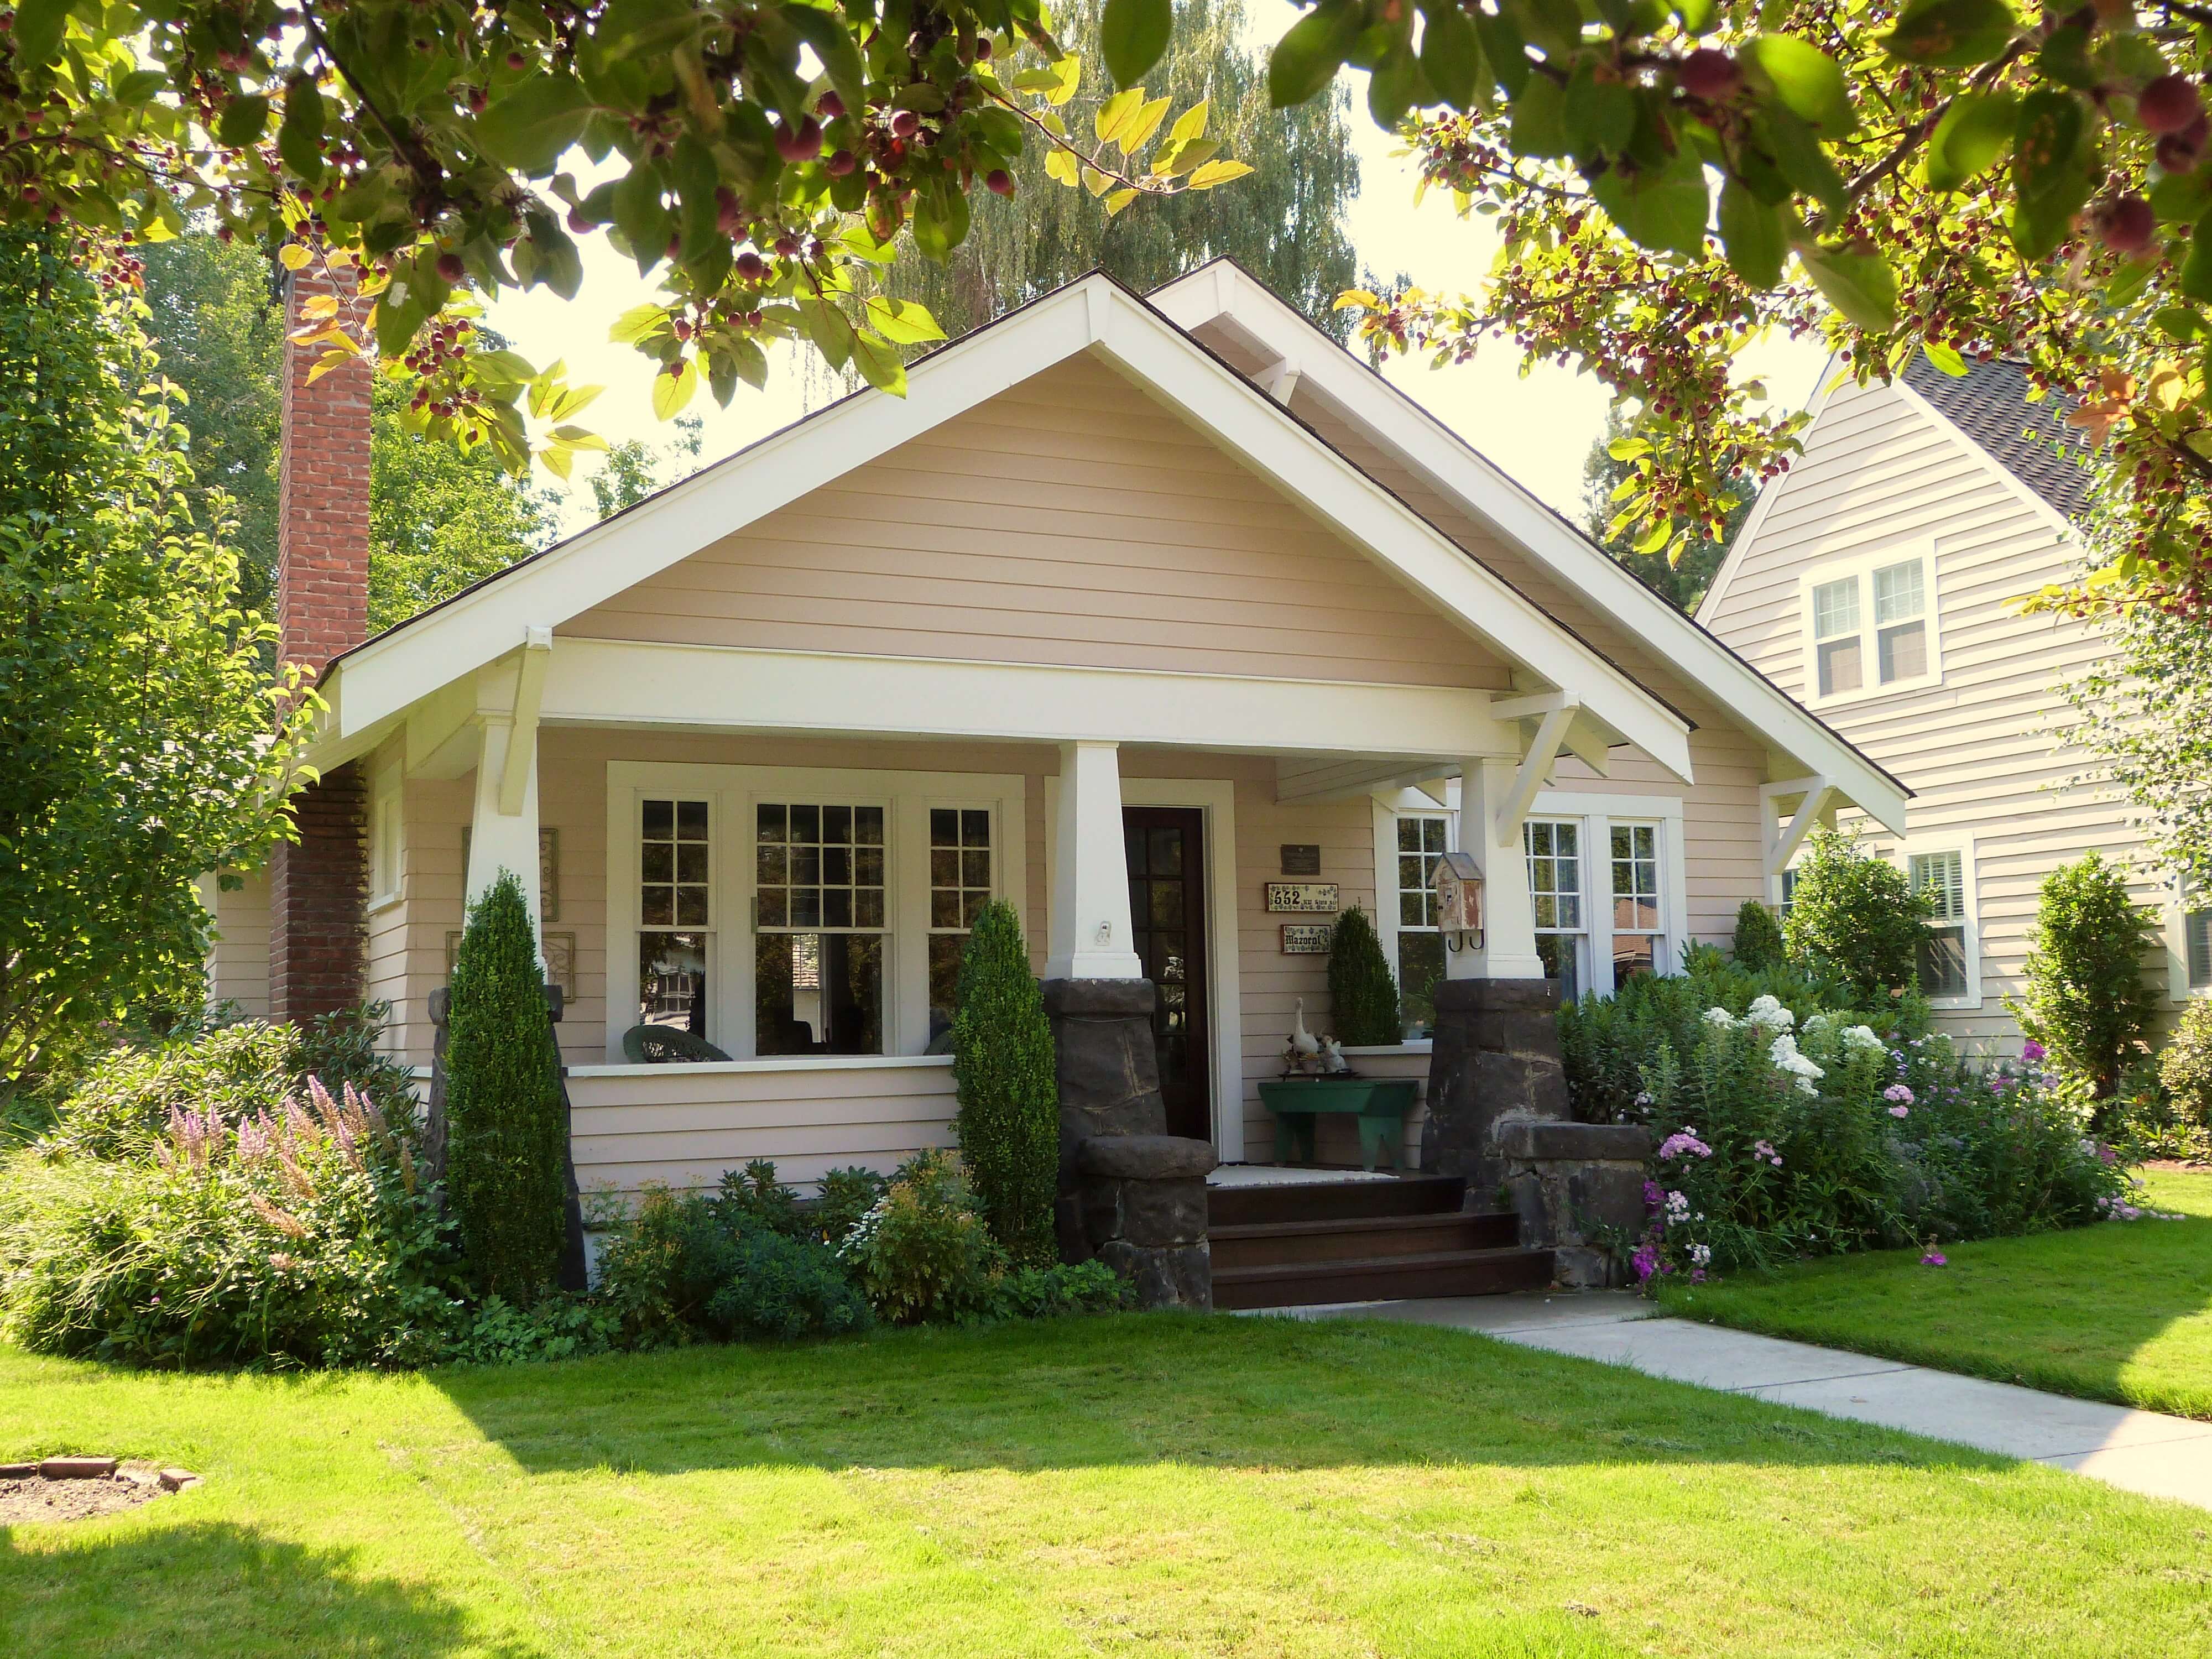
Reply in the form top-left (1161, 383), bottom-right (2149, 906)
top-left (1044, 977), bottom-right (1170, 1261)
top-left (1075, 1134), bottom-right (1217, 1310)
top-left (1496, 1121), bottom-right (1652, 1288)
top-left (1422, 977), bottom-right (1572, 1194)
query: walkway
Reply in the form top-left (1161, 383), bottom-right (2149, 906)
top-left (1282, 1291), bottom-right (2212, 1511)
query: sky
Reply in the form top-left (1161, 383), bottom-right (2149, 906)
top-left (483, 8), bottom-right (1834, 538)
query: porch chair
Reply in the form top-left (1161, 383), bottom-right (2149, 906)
top-left (620, 1024), bottom-right (734, 1064)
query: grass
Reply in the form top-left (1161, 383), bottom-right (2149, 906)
top-left (2, 1316), bottom-right (2210, 1657)
top-left (1658, 1168), bottom-right (2212, 1421)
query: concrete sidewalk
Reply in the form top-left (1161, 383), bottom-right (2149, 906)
top-left (1278, 1291), bottom-right (2212, 1511)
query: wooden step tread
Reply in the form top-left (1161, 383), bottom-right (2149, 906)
top-left (1210, 1212), bottom-right (1511, 1243)
top-left (1213, 1246), bottom-right (1551, 1286)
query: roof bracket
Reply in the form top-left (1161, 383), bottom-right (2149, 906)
top-left (1492, 705), bottom-right (1577, 847)
top-left (1762, 775), bottom-right (1835, 877)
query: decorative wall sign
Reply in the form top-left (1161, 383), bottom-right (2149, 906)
top-left (458, 826), bottom-right (560, 921)
top-left (1265, 881), bottom-right (1339, 913)
top-left (1279, 843), bottom-right (1321, 877)
top-left (447, 929), bottom-right (576, 1000)
top-left (1280, 924), bottom-right (1333, 954)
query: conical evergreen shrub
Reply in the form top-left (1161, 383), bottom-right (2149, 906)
top-left (1731, 898), bottom-right (1786, 970)
top-left (1328, 905), bottom-right (1401, 1046)
top-left (948, 899), bottom-right (1058, 1267)
top-left (443, 869), bottom-right (567, 1301)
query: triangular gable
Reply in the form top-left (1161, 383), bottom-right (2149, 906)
top-left (319, 272), bottom-right (1693, 780)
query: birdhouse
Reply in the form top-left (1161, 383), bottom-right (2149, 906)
top-left (1432, 851), bottom-right (1484, 948)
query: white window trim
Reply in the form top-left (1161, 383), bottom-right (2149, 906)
top-left (1891, 834), bottom-right (1983, 1010)
top-left (1371, 787), bottom-right (1457, 1041)
top-left (606, 761), bottom-right (1027, 1064)
top-left (367, 753), bottom-right (403, 913)
top-left (2163, 879), bottom-right (2212, 1003)
top-left (1528, 791), bottom-right (1688, 997)
top-left (1042, 774), bottom-right (1243, 1162)
top-left (1798, 539), bottom-right (1943, 709)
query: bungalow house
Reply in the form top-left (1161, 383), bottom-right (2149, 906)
top-left (1700, 354), bottom-right (2199, 1055)
top-left (207, 257), bottom-right (1905, 1302)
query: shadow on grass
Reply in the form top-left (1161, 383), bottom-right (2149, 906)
top-left (0, 1521), bottom-right (534, 1658)
top-left (429, 1308), bottom-right (2013, 1481)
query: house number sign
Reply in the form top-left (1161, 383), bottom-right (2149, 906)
top-left (1280, 924), bottom-right (1332, 954)
top-left (1265, 881), bottom-right (1339, 913)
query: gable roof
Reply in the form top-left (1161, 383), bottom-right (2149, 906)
top-left (1149, 259), bottom-right (1909, 830)
top-left (1899, 354), bottom-right (2093, 521)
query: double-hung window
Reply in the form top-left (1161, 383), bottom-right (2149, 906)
top-left (1909, 850), bottom-right (1970, 999)
top-left (639, 798), bottom-right (713, 1035)
top-left (1804, 546), bottom-right (1939, 704)
top-left (1524, 819), bottom-right (1587, 1002)
top-left (1609, 823), bottom-right (1664, 982)
top-left (2184, 904), bottom-right (2212, 992)
top-left (926, 808), bottom-right (994, 1046)
top-left (1394, 813), bottom-right (1449, 1036)
top-left (754, 802), bottom-right (887, 1056)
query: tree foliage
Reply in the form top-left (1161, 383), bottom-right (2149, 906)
top-left (2014, 851), bottom-right (2162, 1099)
top-left (589, 415), bottom-right (706, 519)
top-left (1581, 409), bottom-right (1746, 612)
top-left (1780, 828), bottom-right (1932, 1001)
top-left (0, 228), bottom-right (307, 1086)
top-left (2060, 598), bottom-right (2212, 895)
top-left (948, 899), bottom-right (1057, 1267)
top-left (442, 870), bottom-right (568, 1301)
top-left (872, 0), bottom-right (1363, 340)
top-left (1731, 896), bottom-right (1786, 971)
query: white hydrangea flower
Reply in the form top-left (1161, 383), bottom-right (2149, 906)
top-left (1841, 1025), bottom-right (1885, 1055)
top-left (1702, 1006), bottom-right (1739, 1030)
top-left (1767, 1032), bottom-right (1824, 1095)
top-left (1802, 1011), bottom-right (1835, 1039)
top-left (1746, 994), bottom-right (1795, 1030)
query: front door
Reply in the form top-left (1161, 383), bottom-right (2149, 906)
top-left (1124, 807), bottom-right (1212, 1144)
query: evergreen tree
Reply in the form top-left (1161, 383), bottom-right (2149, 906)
top-left (442, 872), bottom-right (568, 1300)
top-left (1731, 899), bottom-right (1787, 971)
top-left (1327, 906), bottom-right (1401, 1047)
top-left (869, 0), bottom-right (1362, 343)
top-left (948, 900), bottom-right (1058, 1267)
top-left (2015, 853), bottom-right (2162, 1101)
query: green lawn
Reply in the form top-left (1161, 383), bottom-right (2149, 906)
top-left (1660, 1168), bottom-right (2212, 1421)
top-left (3, 1316), bottom-right (2209, 1657)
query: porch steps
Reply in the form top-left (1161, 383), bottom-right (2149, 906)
top-left (1206, 1176), bottom-right (1555, 1311)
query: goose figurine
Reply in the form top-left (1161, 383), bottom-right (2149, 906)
top-left (1290, 999), bottom-right (1321, 1062)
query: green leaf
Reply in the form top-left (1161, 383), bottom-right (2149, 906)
top-left (2182, 210), bottom-right (2212, 305)
top-left (278, 77), bottom-right (326, 182)
top-left (1760, 108), bottom-right (1848, 218)
top-left (2155, 305), bottom-right (2208, 343)
top-left (651, 357), bottom-right (699, 420)
top-left (1745, 35), bottom-right (1854, 135)
top-left (1418, 2), bottom-right (1484, 111)
top-left (217, 94), bottom-right (270, 149)
top-left (1718, 175), bottom-right (1788, 286)
top-left (1367, 45), bottom-right (1430, 129)
top-left (1095, 87), bottom-right (1143, 147)
top-left (597, 0), bottom-right (700, 60)
top-left (1563, 63), bottom-right (1637, 155)
top-left (1673, 0), bottom-right (1720, 35)
top-left (476, 77), bottom-right (594, 173)
top-left (1188, 159), bottom-right (1256, 187)
top-left (1511, 73), bottom-right (1572, 160)
top-left (609, 303), bottom-right (671, 346)
top-left (1101, 0), bottom-right (1173, 88)
top-left (2009, 91), bottom-right (2092, 260)
top-left (1592, 148), bottom-right (1710, 258)
top-left (1924, 90), bottom-right (2017, 191)
top-left (1472, 9), bottom-right (1528, 97)
top-left (851, 331), bottom-right (907, 395)
top-left (2152, 169), bottom-right (2212, 226)
top-left (1919, 340), bottom-right (1969, 377)
top-left (1270, 0), bottom-right (1361, 109)
top-left (778, 4), bottom-right (867, 119)
top-left (863, 296), bottom-right (947, 345)
top-left (1119, 95), bottom-right (1172, 154)
top-left (1166, 99), bottom-right (1211, 148)
top-left (13, 0), bottom-right (72, 66)
top-left (1881, 0), bottom-right (2018, 69)
top-left (1796, 241), bottom-right (1898, 330)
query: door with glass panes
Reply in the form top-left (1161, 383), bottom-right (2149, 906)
top-left (1124, 807), bottom-right (1211, 1144)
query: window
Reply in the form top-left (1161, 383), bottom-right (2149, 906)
top-left (639, 798), bottom-right (711, 1036)
top-left (1804, 547), bottom-right (1939, 702)
top-left (1778, 865), bottom-right (1800, 920)
top-left (1525, 819), bottom-right (1586, 1003)
top-left (926, 808), bottom-right (994, 1048)
top-left (754, 802), bottom-right (885, 1056)
top-left (1812, 576), bottom-right (1862, 697)
top-left (2188, 909), bottom-right (2212, 990)
top-left (1395, 814), bottom-right (1449, 1036)
top-left (1910, 850), bottom-right (1969, 998)
top-left (368, 769), bottom-right (401, 909)
top-left (1609, 823), bottom-right (1663, 982)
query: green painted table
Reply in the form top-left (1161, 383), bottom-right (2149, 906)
top-left (1256, 1077), bottom-right (1419, 1171)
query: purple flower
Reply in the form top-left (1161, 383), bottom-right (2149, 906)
top-left (1884, 1084), bottom-right (1914, 1105)
top-left (1656, 1130), bottom-right (1714, 1161)
top-left (1921, 1250), bottom-right (1947, 1267)
top-left (2020, 1039), bottom-right (2046, 1062)
top-left (1643, 1179), bottom-right (1664, 1208)
top-left (1889, 1104), bottom-right (1910, 1118)
top-left (1631, 1241), bottom-right (1661, 1283)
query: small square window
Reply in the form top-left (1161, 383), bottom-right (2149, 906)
top-left (1812, 577), bottom-right (1860, 639)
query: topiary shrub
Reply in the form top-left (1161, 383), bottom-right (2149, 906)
top-left (1327, 904), bottom-right (1401, 1046)
top-left (1731, 899), bottom-right (1786, 971)
top-left (2013, 852), bottom-right (2162, 1102)
top-left (1781, 828), bottom-right (1932, 1000)
top-left (948, 899), bottom-right (1058, 1267)
top-left (442, 870), bottom-right (568, 1302)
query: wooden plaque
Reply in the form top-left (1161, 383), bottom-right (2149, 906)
top-left (1279, 843), bottom-right (1321, 877)
top-left (1265, 881), bottom-right (1340, 913)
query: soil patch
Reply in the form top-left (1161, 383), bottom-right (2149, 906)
top-left (0, 1467), bottom-right (168, 1525)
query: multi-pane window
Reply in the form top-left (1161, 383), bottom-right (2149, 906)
top-left (1812, 577), bottom-right (1863, 697)
top-left (1609, 823), bottom-right (1663, 981)
top-left (1778, 865), bottom-right (1799, 920)
top-left (754, 803), bottom-right (885, 1056)
top-left (1395, 814), bottom-right (1449, 1036)
top-left (639, 799), bottom-right (711, 1034)
top-left (1525, 820), bottom-right (1586, 1003)
top-left (926, 808), bottom-right (993, 1046)
top-left (2188, 909), bottom-right (2212, 990)
top-left (1873, 559), bottom-right (1928, 683)
top-left (1910, 850), bottom-right (1969, 998)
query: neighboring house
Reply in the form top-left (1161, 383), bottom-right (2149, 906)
top-left (1700, 354), bottom-right (2200, 1054)
top-left (210, 258), bottom-right (1904, 1202)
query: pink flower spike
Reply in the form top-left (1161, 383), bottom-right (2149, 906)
top-left (2020, 1039), bottom-right (2046, 1062)
top-left (1921, 1250), bottom-right (1947, 1266)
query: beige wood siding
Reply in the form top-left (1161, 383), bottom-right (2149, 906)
top-left (559, 350), bottom-right (1512, 692)
top-left (206, 868), bottom-right (270, 1020)
top-left (1703, 378), bottom-right (2156, 1050)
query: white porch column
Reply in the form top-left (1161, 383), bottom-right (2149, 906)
top-left (1446, 755), bottom-right (1545, 981)
top-left (465, 714), bottom-right (542, 951)
top-left (1046, 740), bottom-right (1142, 980)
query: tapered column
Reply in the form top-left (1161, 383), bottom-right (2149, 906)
top-left (1047, 740), bottom-right (1142, 980)
top-left (1443, 755), bottom-right (1546, 980)
top-left (466, 717), bottom-right (542, 951)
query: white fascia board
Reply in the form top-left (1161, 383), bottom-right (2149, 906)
top-left (1149, 264), bottom-right (1908, 829)
top-left (1086, 285), bottom-right (1693, 782)
top-left (541, 637), bottom-right (1513, 755)
top-left (323, 286), bottom-right (1100, 735)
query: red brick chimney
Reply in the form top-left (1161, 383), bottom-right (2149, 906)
top-left (267, 261), bottom-right (374, 1024)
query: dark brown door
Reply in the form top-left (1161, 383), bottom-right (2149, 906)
top-left (1124, 807), bottom-right (1212, 1144)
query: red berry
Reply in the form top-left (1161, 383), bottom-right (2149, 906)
top-left (827, 149), bottom-right (857, 176)
top-left (1676, 49), bottom-right (1741, 102)
top-left (567, 206), bottom-right (593, 233)
top-left (891, 109), bottom-right (920, 139)
top-left (2141, 75), bottom-right (2203, 137)
top-left (505, 50), bottom-right (525, 70)
top-left (774, 233), bottom-right (799, 256)
top-left (735, 249), bottom-right (766, 281)
top-left (2098, 194), bottom-right (2157, 255)
top-left (817, 91), bottom-right (845, 119)
top-left (435, 251), bottom-right (465, 282)
top-left (975, 36), bottom-right (993, 60)
top-left (2157, 131), bottom-right (2204, 174)
top-left (987, 168), bottom-right (1014, 196)
top-left (665, 234), bottom-right (682, 260)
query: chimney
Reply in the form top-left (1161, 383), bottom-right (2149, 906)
top-left (267, 262), bottom-right (374, 1025)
